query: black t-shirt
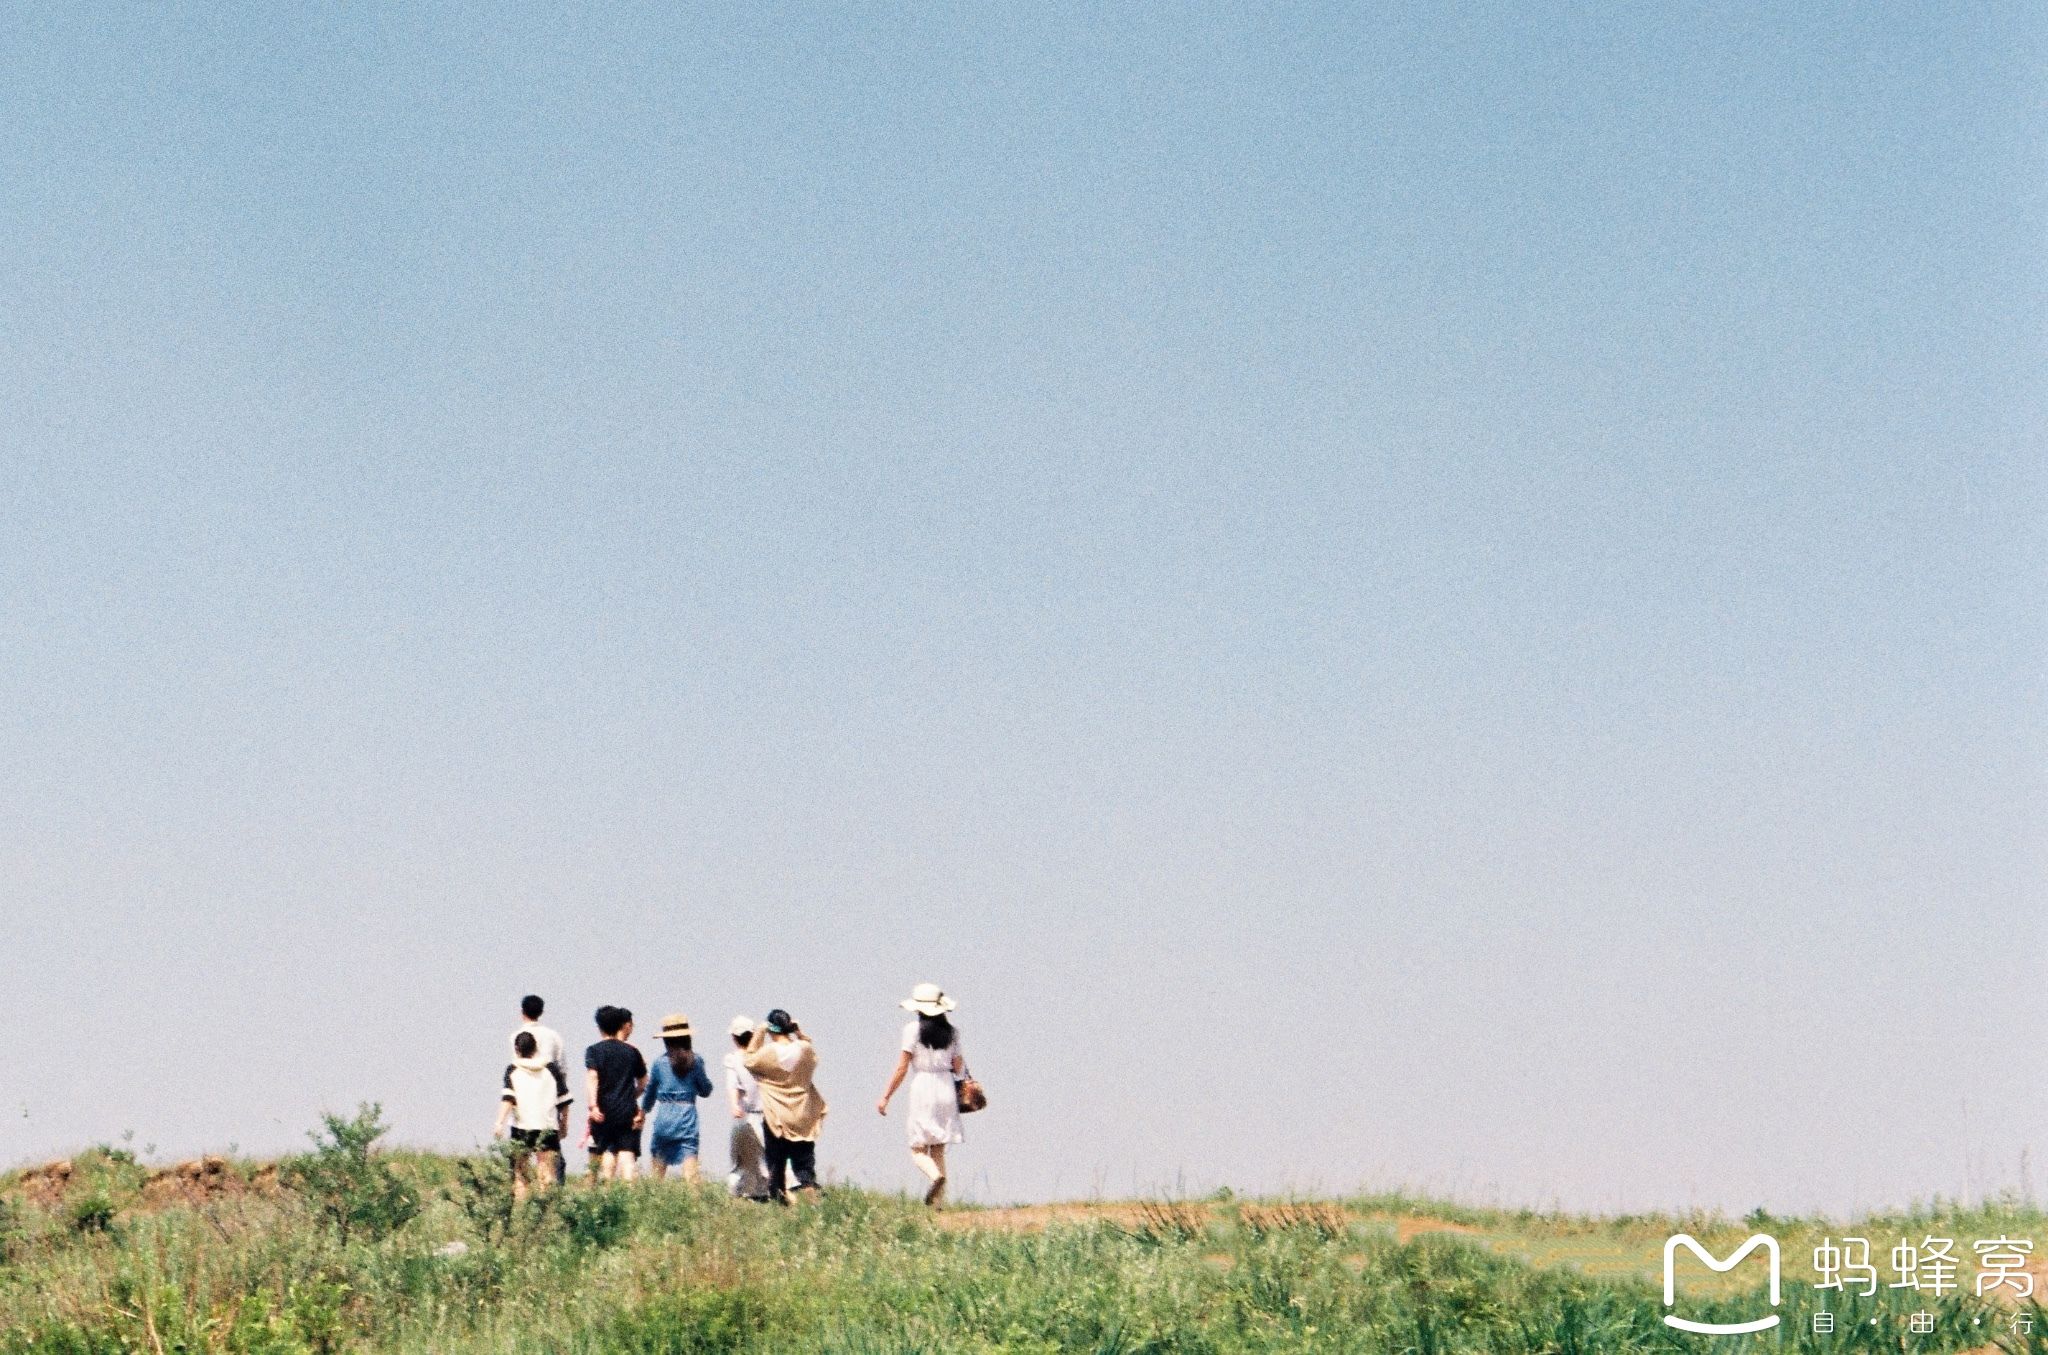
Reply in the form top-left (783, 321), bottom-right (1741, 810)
top-left (585, 1040), bottom-right (647, 1122)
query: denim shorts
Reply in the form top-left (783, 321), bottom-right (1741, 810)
top-left (647, 1129), bottom-right (700, 1165)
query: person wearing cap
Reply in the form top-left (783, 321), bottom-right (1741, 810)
top-left (875, 982), bottom-right (968, 1207)
top-left (742, 1008), bottom-right (828, 1201)
top-left (641, 1013), bottom-right (714, 1182)
top-left (723, 1016), bottom-right (770, 1201)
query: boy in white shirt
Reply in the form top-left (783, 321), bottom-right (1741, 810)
top-left (512, 994), bottom-right (567, 1183)
top-left (494, 1031), bottom-right (572, 1202)
top-left (512, 994), bottom-right (565, 1076)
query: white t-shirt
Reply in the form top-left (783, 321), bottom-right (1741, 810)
top-left (502, 1058), bottom-right (573, 1132)
top-left (513, 1021), bottom-right (565, 1074)
top-left (723, 1049), bottom-right (762, 1115)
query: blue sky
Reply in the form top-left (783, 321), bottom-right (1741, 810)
top-left (2, 3), bottom-right (2042, 1211)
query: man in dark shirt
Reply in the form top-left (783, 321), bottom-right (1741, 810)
top-left (584, 1005), bottom-right (648, 1182)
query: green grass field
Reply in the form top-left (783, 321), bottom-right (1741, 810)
top-left (5, 1109), bottom-right (2046, 1353)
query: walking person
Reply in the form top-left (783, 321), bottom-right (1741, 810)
top-left (512, 994), bottom-right (568, 1182)
top-left (642, 1014), bottom-right (713, 1182)
top-left (512, 994), bottom-right (566, 1075)
top-left (494, 1031), bottom-right (572, 1202)
top-left (724, 1016), bottom-right (770, 1201)
top-left (584, 1005), bottom-right (648, 1182)
top-left (742, 1008), bottom-right (827, 1202)
top-left (875, 983), bottom-right (967, 1207)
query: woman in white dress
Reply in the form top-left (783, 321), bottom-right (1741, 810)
top-left (875, 982), bottom-right (966, 1207)
top-left (723, 1016), bottom-right (770, 1201)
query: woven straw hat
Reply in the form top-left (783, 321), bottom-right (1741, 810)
top-left (899, 982), bottom-right (956, 1016)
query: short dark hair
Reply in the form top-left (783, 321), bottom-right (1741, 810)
top-left (595, 1005), bottom-right (625, 1035)
top-left (513, 1031), bottom-right (537, 1058)
top-left (764, 1008), bottom-right (793, 1034)
top-left (521, 995), bottom-right (544, 1020)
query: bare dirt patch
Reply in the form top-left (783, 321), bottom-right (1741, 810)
top-left (140, 1156), bottom-right (246, 1206)
top-left (933, 1202), bottom-right (1216, 1233)
top-left (1394, 1215), bottom-right (1480, 1244)
top-left (930, 1200), bottom-right (1479, 1246)
top-left (12, 1160), bottom-right (75, 1207)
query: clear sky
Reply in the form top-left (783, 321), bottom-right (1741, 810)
top-left (2, 3), bottom-right (2042, 1213)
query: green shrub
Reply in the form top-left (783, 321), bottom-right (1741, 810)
top-left (279, 1104), bottom-right (419, 1245)
top-left (281, 1276), bottom-right (351, 1354)
top-left (596, 1288), bottom-right (775, 1354)
top-left (226, 1294), bottom-right (314, 1355)
top-left (66, 1190), bottom-right (115, 1235)
top-left (558, 1187), bottom-right (631, 1250)
top-left (447, 1144), bottom-right (520, 1243)
top-left (0, 1317), bottom-right (120, 1354)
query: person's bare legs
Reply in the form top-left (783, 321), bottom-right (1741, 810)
top-left (649, 1158), bottom-right (670, 1180)
top-left (911, 1145), bottom-right (947, 1206)
top-left (682, 1156), bottom-right (702, 1185)
top-left (534, 1151), bottom-right (557, 1196)
top-left (615, 1151), bottom-right (638, 1184)
top-left (512, 1155), bottom-right (532, 1206)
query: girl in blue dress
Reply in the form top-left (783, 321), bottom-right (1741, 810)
top-left (642, 1013), bottom-right (714, 1182)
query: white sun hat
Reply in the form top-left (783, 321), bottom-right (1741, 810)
top-left (899, 982), bottom-right (956, 1016)
top-left (729, 1014), bottom-right (756, 1038)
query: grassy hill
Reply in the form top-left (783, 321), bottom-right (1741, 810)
top-left (4, 1108), bottom-right (2046, 1353)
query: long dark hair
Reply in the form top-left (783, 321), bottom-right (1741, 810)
top-left (917, 1014), bottom-right (955, 1050)
top-left (664, 1035), bottom-right (695, 1078)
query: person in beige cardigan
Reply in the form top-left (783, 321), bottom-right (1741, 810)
top-left (743, 1008), bottom-right (827, 1201)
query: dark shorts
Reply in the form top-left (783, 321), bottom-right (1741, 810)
top-left (590, 1118), bottom-right (641, 1156)
top-left (509, 1128), bottom-right (561, 1153)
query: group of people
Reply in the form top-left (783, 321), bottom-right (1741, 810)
top-left (493, 983), bottom-right (974, 1207)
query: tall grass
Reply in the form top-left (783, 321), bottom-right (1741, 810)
top-left (3, 1122), bottom-right (2044, 1353)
